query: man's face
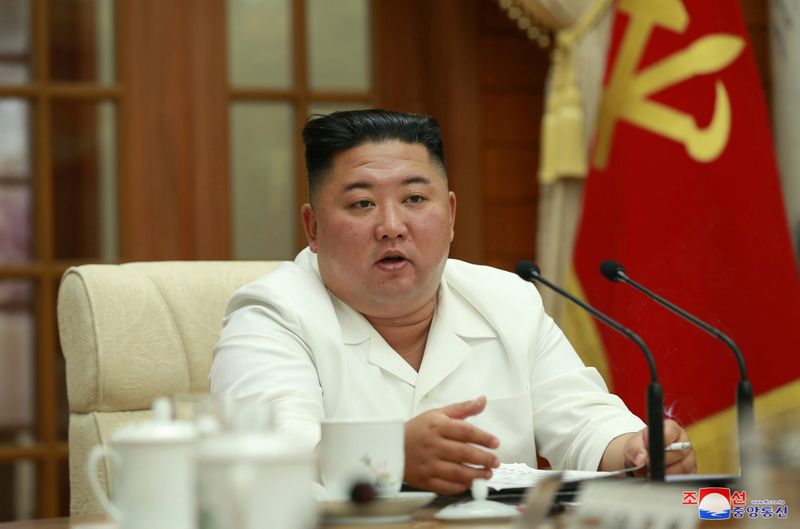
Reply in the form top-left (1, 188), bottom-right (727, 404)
top-left (301, 141), bottom-right (456, 318)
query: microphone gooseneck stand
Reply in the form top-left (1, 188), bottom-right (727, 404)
top-left (515, 261), bottom-right (665, 481)
top-left (599, 260), bottom-right (753, 467)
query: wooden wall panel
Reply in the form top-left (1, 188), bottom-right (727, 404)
top-left (424, 1), bottom-right (482, 263)
top-left (119, 0), bottom-right (229, 261)
top-left (372, 0), bottom-right (429, 115)
top-left (188, 0), bottom-right (231, 259)
top-left (481, 92), bottom-right (543, 144)
top-left (373, 0), bottom-right (483, 263)
top-left (478, 0), bottom-right (549, 272)
top-left (481, 36), bottom-right (543, 88)
top-left (482, 146), bottom-right (538, 201)
top-left (374, 0), bottom-right (548, 268)
top-left (483, 203), bottom-right (538, 256)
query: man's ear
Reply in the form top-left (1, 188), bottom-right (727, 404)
top-left (301, 203), bottom-right (319, 253)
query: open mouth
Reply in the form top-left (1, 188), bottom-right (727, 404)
top-left (379, 255), bottom-right (405, 263)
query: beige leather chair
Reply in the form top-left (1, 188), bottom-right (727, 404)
top-left (57, 261), bottom-right (281, 515)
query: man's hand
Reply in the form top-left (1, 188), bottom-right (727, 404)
top-left (404, 396), bottom-right (501, 495)
top-left (623, 419), bottom-right (697, 476)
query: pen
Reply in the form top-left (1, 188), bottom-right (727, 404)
top-left (665, 441), bottom-right (692, 452)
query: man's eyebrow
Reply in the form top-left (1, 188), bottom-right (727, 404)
top-left (341, 181), bottom-right (373, 193)
top-left (340, 176), bottom-right (432, 193)
top-left (402, 176), bottom-right (432, 186)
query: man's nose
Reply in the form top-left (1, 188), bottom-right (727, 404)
top-left (375, 204), bottom-right (407, 240)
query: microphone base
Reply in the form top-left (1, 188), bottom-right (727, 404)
top-left (664, 473), bottom-right (741, 487)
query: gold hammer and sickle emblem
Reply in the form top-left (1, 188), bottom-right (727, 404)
top-left (593, 0), bottom-right (745, 169)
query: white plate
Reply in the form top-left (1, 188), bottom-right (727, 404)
top-left (320, 491), bottom-right (436, 525)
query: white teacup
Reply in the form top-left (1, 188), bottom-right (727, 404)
top-left (320, 418), bottom-right (404, 499)
top-left (86, 398), bottom-right (197, 529)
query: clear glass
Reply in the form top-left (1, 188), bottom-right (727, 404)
top-left (307, 0), bottom-right (370, 91)
top-left (229, 102), bottom-right (295, 260)
top-left (228, 0), bottom-right (292, 88)
top-left (0, 460), bottom-right (37, 521)
top-left (0, 98), bottom-right (33, 265)
top-left (0, 99), bottom-right (33, 181)
top-left (308, 101), bottom-right (371, 118)
top-left (0, 186), bottom-right (32, 265)
top-left (0, 280), bottom-right (36, 442)
top-left (48, 0), bottom-right (115, 84)
top-left (51, 100), bottom-right (118, 260)
top-left (0, 0), bottom-right (32, 85)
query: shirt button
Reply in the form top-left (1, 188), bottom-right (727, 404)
top-left (420, 393), bottom-right (432, 403)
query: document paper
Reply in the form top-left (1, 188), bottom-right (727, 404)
top-left (488, 463), bottom-right (616, 491)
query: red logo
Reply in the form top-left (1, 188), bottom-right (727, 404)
top-left (698, 487), bottom-right (732, 520)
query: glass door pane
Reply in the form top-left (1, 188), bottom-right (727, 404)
top-left (0, 98), bottom-right (33, 264)
top-left (230, 102), bottom-right (295, 259)
top-left (0, 460), bottom-right (37, 522)
top-left (0, 0), bottom-right (33, 85)
top-left (308, 101), bottom-right (371, 117)
top-left (307, 0), bottom-right (370, 91)
top-left (228, 0), bottom-right (292, 88)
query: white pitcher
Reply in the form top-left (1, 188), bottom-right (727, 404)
top-left (87, 397), bottom-right (197, 529)
top-left (196, 405), bottom-right (315, 529)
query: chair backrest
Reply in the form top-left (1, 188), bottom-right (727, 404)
top-left (58, 260), bottom-right (281, 515)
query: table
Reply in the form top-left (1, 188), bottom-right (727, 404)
top-left (0, 508), bottom-right (513, 529)
top-left (0, 514), bottom-right (755, 529)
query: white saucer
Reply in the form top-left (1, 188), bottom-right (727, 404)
top-left (435, 478), bottom-right (521, 522)
top-left (434, 499), bottom-right (521, 522)
top-left (319, 491), bottom-right (436, 525)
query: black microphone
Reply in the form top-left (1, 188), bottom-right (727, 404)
top-left (599, 259), bottom-right (754, 463)
top-left (515, 260), bottom-right (665, 481)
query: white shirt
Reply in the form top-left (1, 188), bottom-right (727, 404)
top-left (210, 248), bottom-right (645, 470)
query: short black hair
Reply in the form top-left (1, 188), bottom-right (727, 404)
top-left (302, 109), bottom-right (447, 200)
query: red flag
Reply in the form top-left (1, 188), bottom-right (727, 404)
top-left (572, 0), bottom-right (800, 472)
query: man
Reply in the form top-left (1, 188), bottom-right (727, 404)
top-left (211, 109), bottom-right (696, 494)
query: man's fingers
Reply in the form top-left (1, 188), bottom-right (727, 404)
top-left (438, 439), bottom-right (500, 469)
top-left (623, 429), bottom-right (648, 468)
top-left (440, 396), bottom-right (487, 420)
top-left (666, 452), bottom-right (697, 475)
top-left (663, 419), bottom-right (686, 444)
top-left (665, 448), bottom-right (691, 467)
top-left (427, 462), bottom-right (492, 493)
top-left (440, 418), bottom-right (499, 449)
top-left (631, 449), bottom-right (648, 468)
top-left (426, 477), bottom-right (471, 496)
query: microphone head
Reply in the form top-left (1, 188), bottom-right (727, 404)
top-left (600, 260), bottom-right (625, 282)
top-left (515, 260), bottom-right (540, 281)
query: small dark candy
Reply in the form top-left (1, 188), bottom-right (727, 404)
top-left (350, 482), bottom-right (377, 504)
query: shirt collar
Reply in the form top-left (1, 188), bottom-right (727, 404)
top-left (436, 276), bottom-right (497, 340)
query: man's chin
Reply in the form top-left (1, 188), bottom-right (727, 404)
top-left (369, 286), bottom-right (418, 304)
top-left (358, 283), bottom-right (424, 307)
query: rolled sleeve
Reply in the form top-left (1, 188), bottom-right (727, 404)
top-left (528, 290), bottom-right (646, 470)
